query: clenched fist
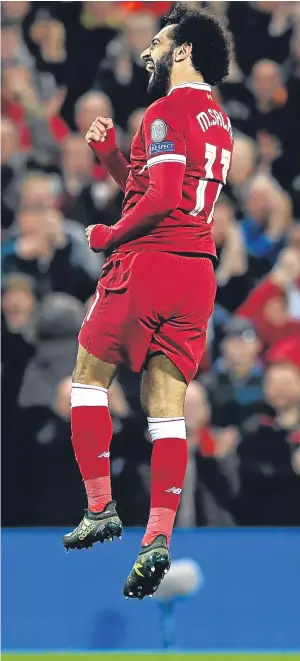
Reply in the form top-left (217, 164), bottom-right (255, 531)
top-left (85, 224), bottom-right (113, 252)
top-left (85, 116), bottom-right (114, 144)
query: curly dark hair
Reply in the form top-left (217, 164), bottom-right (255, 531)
top-left (164, 3), bottom-right (231, 86)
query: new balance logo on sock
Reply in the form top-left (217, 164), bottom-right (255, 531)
top-left (165, 487), bottom-right (182, 495)
top-left (98, 452), bottom-right (110, 458)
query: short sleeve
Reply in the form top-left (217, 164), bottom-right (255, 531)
top-left (143, 102), bottom-right (187, 170)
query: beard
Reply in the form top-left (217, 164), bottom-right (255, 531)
top-left (147, 48), bottom-right (174, 101)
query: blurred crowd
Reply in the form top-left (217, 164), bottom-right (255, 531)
top-left (2, 1), bottom-right (300, 528)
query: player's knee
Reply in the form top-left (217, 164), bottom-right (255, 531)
top-left (72, 345), bottom-right (117, 388)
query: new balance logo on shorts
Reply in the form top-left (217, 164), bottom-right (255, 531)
top-left (98, 452), bottom-right (110, 458)
top-left (165, 487), bottom-right (182, 495)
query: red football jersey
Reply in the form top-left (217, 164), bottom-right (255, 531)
top-left (117, 82), bottom-right (233, 255)
top-left (90, 82), bottom-right (234, 255)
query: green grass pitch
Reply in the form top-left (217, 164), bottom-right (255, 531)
top-left (2, 653), bottom-right (300, 661)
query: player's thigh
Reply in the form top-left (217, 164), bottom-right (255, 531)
top-left (75, 287), bottom-right (121, 387)
top-left (73, 345), bottom-right (118, 388)
top-left (141, 353), bottom-right (187, 418)
top-left (148, 257), bottom-right (216, 383)
top-left (77, 275), bottom-right (155, 383)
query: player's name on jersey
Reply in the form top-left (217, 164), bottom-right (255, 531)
top-left (197, 108), bottom-right (233, 141)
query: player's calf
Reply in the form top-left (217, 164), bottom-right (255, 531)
top-left (64, 347), bottom-right (121, 551)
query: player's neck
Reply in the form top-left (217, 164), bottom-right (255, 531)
top-left (169, 67), bottom-right (205, 92)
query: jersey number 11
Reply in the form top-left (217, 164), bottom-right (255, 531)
top-left (190, 142), bottom-right (231, 223)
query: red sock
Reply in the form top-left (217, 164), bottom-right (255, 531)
top-left (71, 383), bottom-right (113, 513)
top-left (142, 419), bottom-right (188, 547)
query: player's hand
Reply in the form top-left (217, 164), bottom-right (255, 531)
top-left (85, 224), bottom-right (113, 252)
top-left (85, 117), bottom-right (114, 145)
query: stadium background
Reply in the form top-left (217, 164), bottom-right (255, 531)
top-left (1, 1), bottom-right (300, 659)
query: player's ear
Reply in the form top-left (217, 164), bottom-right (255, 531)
top-left (174, 42), bottom-right (192, 63)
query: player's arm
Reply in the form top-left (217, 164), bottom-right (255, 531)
top-left (89, 105), bottom-right (186, 250)
top-left (86, 117), bottom-right (129, 193)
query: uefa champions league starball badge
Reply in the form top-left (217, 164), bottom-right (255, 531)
top-left (151, 119), bottom-right (167, 142)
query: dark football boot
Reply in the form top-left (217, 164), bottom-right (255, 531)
top-left (62, 501), bottom-right (122, 551)
top-left (123, 534), bottom-right (171, 600)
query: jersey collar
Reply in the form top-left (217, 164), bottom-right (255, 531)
top-left (168, 82), bottom-right (211, 95)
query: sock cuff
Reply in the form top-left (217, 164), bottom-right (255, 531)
top-left (71, 383), bottom-right (108, 408)
top-left (147, 417), bottom-right (186, 442)
top-left (147, 417), bottom-right (185, 423)
top-left (72, 383), bottom-right (108, 392)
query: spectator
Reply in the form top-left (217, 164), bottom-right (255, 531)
top-left (1, 16), bottom-right (67, 122)
top-left (127, 107), bottom-right (146, 136)
top-left (19, 292), bottom-right (82, 411)
top-left (177, 381), bottom-right (236, 527)
top-left (1, 1), bottom-right (30, 28)
top-left (28, 14), bottom-right (68, 88)
top-left (1, 273), bottom-right (37, 408)
top-left (59, 133), bottom-right (98, 226)
top-left (274, 26), bottom-right (300, 213)
top-left (267, 335), bottom-right (300, 370)
top-left (18, 169), bottom-right (110, 244)
top-left (237, 246), bottom-right (300, 350)
top-left (241, 174), bottom-right (292, 280)
top-left (74, 92), bottom-right (123, 218)
top-left (226, 134), bottom-right (257, 215)
top-left (1, 24), bottom-right (32, 68)
top-left (2, 64), bottom-right (69, 159)
top-left (227, 2), bottom-right (293, 76)
top-left (17, 293), bottom-right (85, 525)
top-left (75, 91), bottom-right (114, 136)
top-left (1, 118), bottom-right (26, 230)
top-left (236, 361), bottom-right (300, 525)
top-left (250, 59), bottom-right (287, 134)
top-left (212, 195), bottom-right (249, 312)
top-left (19, 171), bottom-right (58, 210)
top-left (94, 12), bottom-right (155, 129)
top-left (1, 272), bottom-right (37, 526)
top-left (2, 272), bottom-right (36, 340)
top-left (249, 58), bottom-right (300, 202)
top-left (60, 1), bottom-right (119, 127)
top-left (218, 55), bottom-right (252, 136)
top-left (2, 203), bottom-right (102, 301)
top-left (125, 107), bottom-right (146, 155)
top-left (60, 133), bottom-right (94, 199)
top-left (202, 317), bottom-right (263, 430)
